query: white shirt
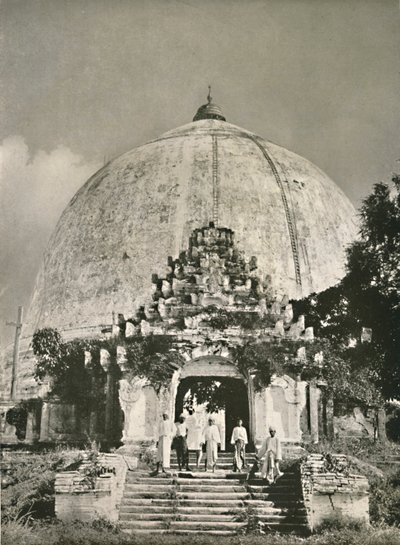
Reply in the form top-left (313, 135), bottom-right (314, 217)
top-left (203, 424), bottom-right (221, 444)
top-left (175, 422), bottom-right (187, 437)
top-left (231, 425), bottom-right (248, 444)
top-left (158, 419), bottom-right (173, 438)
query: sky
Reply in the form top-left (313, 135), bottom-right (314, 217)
top-left (0, 0), bottom-right (399, 348)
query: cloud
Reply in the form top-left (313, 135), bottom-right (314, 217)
top-left (0, 136), bottom-right (101, 346)
top-left (0, 135), bottom-right (101, 239)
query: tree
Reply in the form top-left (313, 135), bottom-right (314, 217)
top-left (293, 176), bottom-right (400, 402)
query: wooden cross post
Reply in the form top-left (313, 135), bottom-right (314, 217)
top-left (6, 306), bottom-right (23, 400)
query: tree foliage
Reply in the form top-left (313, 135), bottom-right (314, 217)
top-left (293, 177), bottom-right (400, 400)
top-left (32, 328), bottom-right (185, 402)
top-left (123, 335), bottom-right (184, 392)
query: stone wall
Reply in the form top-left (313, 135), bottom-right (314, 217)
top-left (55, 453), bottom-right (130, 522)
top-left (301, 454), bottom-right (369, 531)
top-left (334, 407), bottom-right (375, 438)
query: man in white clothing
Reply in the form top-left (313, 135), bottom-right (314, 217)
top-left (154, 413), bottom-right (173, 475)
top-left (186, 408), bottom-right (203, 469)
top-left (203, 417), bottom-right (221, 472)
top-left (256, 426), bottom-right (284, 484)
top-left (175, 414), bottom-right (190, 471)
top-left (230, 418), bottom-right (248, 472)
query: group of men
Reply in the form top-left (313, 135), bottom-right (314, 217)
top-left (154, 409), bottom-right (284, 483)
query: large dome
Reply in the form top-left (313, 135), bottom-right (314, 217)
top-left (25, 117), bottom-right (357, 337)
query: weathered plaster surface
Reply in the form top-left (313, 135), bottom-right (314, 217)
top-left (24, 120), bottom-right (357, 337)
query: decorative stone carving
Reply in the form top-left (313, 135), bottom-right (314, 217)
top-left (271, 300), bottom-right (282, 316)
top-left (100, 349), bottom-right (111, 372)
top-left (140, 320), bottom-right (151, 336)
top-left (111, 325), bottom-right (120, 337)
top-left (304, 327), bottom-right (314, 341)
top-left (274, 319), bottom-right (285, 336)
top-left (118, 377), bottom-right (148, 443)
top-left (84, 351), bottom-right (92, 367)
top-left (125, 322), bottom-right (137, 338)
top-left (116, 346), bottom-right (128, 371)
top-left (283, 304), bottom-right (293, 324)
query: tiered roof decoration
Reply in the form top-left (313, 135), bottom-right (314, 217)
top-left (123, 223), bottom-right (312, 343)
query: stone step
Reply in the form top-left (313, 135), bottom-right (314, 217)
top-left (172, 521), bottom-right (244, 530)
top-left (122, 490), bottom-right (249, 499)
top-left (176, 478), bottom-right (244, 485)
top-left (119, 508), bottom-right (304, 523)
top-left (122, 529), bottom-right (236, 535)
top-left (177, 505), bottom-right (287, 515)
top-left (119, 504), bottom-right (291, 516)
top-left (119, 505), bottom-right (175, 514)
top-left (119, 498), bottom-right (185, 506)
top-left (126, 477), bottom-right (176, 485)
top-left (177, 485), bottom-right (247, 493)
top-left (120, 520), bottom-right (245, 531)
top-left (120, 496), bottom-right (300, 508)
top-left (248, 483), bottom-right (300, 490)
top-left (120, 512), bottom-right (294, 523)
top-left (176, 513), bottom-right (300, 522)
top-left (124, 484), bottom-right (175, 492)
top-left (175, 492), bottom-right (250, 499)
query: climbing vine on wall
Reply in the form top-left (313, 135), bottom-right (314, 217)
top-left (123, 335), bottom-right (185, 392)
top-left (232, 337), bottom-right (383, 409)
top-left (32, 328), bottom-right (185, 403)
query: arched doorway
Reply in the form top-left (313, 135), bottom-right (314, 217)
top-left (174, 376), bottom-right (250, 451)
top-left (172, 356), bottom-right (252, 451)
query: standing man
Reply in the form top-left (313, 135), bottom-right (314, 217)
top-left (203, 417), bottom-right (221, 472)
top-left (153, 412), bottom-right (173, 475)
top-left (257, 426), bottom-right (284, 484)
top-left (186, 408), bottom-right (203, 469)
top-left (175, 414), bottom-right (190, 471)
top-left (230, 418), bottom-right (248, 472)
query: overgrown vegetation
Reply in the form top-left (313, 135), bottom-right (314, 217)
top-left (2, 519), bottom-right (400, 545)
top-left (32, 329), bottom-right (185, 404)
top-left (370, 469), bottom-right (400, 527)
top-left (1, 450), bottom-right (82, 523)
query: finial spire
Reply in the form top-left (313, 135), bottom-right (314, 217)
top-left (193, 88), bottom-right (226, 122)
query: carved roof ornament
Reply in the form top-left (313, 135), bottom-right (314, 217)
top-left (125, 223), bottom-right (307, 342)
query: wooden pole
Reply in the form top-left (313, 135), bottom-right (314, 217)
top-left (6, 306), bottom-right (23, 400)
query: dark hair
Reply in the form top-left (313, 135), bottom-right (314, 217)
top-left (237, 418), bottom-right (243, 424)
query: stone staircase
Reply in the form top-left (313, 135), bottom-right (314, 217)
top-left (118, 451), bottom-right (309, 535)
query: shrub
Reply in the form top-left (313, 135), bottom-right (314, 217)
top-left (370, 468), bottom-right (400, 527)
top-left (1, 450), bottom-right (82, 523)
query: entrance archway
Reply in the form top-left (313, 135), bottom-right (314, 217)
top-left (174, 375), bottom-right (250, 451)
top-left (173, 355), bottom-right (253, 450)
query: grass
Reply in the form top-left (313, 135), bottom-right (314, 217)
top-left (2, 519), bottom-right (400, 545)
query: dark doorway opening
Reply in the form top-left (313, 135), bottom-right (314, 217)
top-left (174, 376), bottom-right (250, 451)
